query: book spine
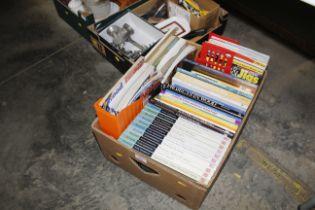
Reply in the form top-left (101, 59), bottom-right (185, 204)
top-left (231, 62), bottom-right (263, 85)
top-left (160, 90), bottom-right (241, 126)
top-left (172, 82), bottom-right (246, 116)
top-left (150, 98), bottom-right (235, 138)
top-left (208, 38), bottom-right (269, 70)
top-left (163, 89), bottom-right (241, 123)
top-left (182, 58), bottom-right (258, 89)
top-left (165, 84), bottom-right (244, 118)
top-left (151, 150), bottom-right (205, 182)
top-left (177, 67), bottom-right (254, 99)
top-left (174, 72), bottom-right (251, 108)
top-left (233, 57), bottom-right (264, 75)
top-left (157, 94), bottom-right (238, 132)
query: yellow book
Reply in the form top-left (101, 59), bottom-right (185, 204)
top-left (174, 72), bottom-right (251, 108)
top-left (233, 57), bottom-right (264, 75)
top-left (158, 95), bottom-right (238, 132)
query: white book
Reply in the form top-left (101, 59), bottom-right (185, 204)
top-left (107, 63), bottom-right (155, 112)
top-left (152, 143), bottom-right (229, 186)
top-left (161, 44), bottom-right (196, 84)
top-left (161, 136), bottom-right (223, 161)
top-left (166, 127), bottom-right (224, 150)
top-left (156, 38), bottom-right (187, 73)
top-left (176, 117), bottom-right (231, 142)
top-left (165, 126), bottom-right (225, 151)
top-left (153, 145), bottom-right (219, 184)
top-left (152, 152), bottom-right (204, 182)
top-left (154, 144), bottom-right (211, 170)
top-left (152, 146), bottom-right (208, 173)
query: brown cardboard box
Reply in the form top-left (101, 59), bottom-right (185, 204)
top-left (92, 119), bottom-right (208, 209)
top-left (91, 69), bottom-right (266, 209)
top-left (53, 0), bottom-right (147, 40)
top-left (132, 0), bottom-right (222, 38)
top-left (91, 39), bottom-right (267, 209)
top-left (168, 0), bottom-right (221, 30)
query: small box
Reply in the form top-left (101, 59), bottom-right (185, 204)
top-left (132, 0), bottom-right (224, 43)
top-left (96, 11), bottom-right (165, 72)
top-left (53, 0), bottom-right (228, 74)
top-left (98, 12), bottom-right (164, 61)
top-left (92, 1), bottom-right (228, 73)
top-left (167, 0), bottom-right (221, 31)
top-left (53, 0), bottom-right (147, 40)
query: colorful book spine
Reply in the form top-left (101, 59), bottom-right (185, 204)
top-left (172, 77), bottom-right (247, 114)
top-left (182, 58), bottom-right (258, 91)
top-left (156, 93), bottom-right (238, 133)
top-left (118, 103), bottom-right (178, 155)
top-left (151, 98), bottom-right (235, 138)
top-left (173, 72), bottom-right (251, 109)
top-left (161, 89), bottom-right (242, 124)
top-left (176, 67), bottom-right (254, 99)
top-left (118, 103), bottom-right (233, 186)
top-left (165, 84), bottom-right (244, 118)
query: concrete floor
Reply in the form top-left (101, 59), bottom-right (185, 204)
top-left (0, 1), bottom-right (314, 210)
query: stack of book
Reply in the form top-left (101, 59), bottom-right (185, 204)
top-left (116, 34), bottom-right (269, 186)
top-left (118, 103), bottom-right (231, 186)
top-left (153, 59), bottom-right (259, 136)
top-left (196, 33), bottom-right (270, 85)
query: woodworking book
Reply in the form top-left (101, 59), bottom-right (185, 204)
top-left (196, 33), bottom-right (270, 85)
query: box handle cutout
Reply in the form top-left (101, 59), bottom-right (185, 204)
top-left (131, 158), bottom-right (159, 175)
top-left (110, 155), bottom-right (120, 163)
top-left (175, 194), bottom-right (187, 201)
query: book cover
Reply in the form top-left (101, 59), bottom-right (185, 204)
top-left (172, 73), bottom-right (250, 111)
top-left (181, 59), bottom-right (258, 94)
top-left (164, 84), bottom-right (245, 118)
top-left (177, 67), bottom-right (254, 99)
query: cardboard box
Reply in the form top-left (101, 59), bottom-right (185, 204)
top-left (91, 38), bottom-right (267, 209)
top-left (53, 0), bottom-right (228, 73)
top-left (53, 0), bottom-right (95, 40)
top-left (132, 0), bottom-right (223, 42)
top-left (53, 0), bottom-right (147, 40)
top-left (196, 8), bottom-right (229, 44)
top-left (98, 12), bottom-right (164, 62)
top-left (167, 0), bottom-right (220, 31)
top-left (94, 11), bottom-right (164, 73)
top-left (91, 1), bottom-right (227, 73)
top-left (87, 20), bottom-right (135, 73)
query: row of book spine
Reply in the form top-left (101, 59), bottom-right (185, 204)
top-left (118, 103), bottom-right (231, 186)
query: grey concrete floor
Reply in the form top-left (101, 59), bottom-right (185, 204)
top-left (0, 1), bottom-right (314, 210)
